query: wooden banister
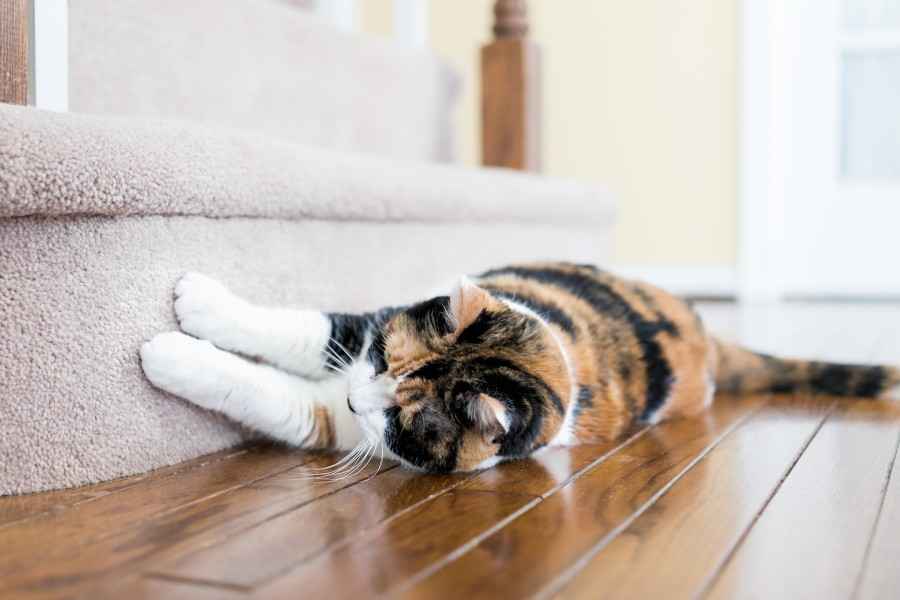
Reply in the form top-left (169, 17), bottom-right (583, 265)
top-left (0, 0), bottom-right (28, 104)
top-left (481, 0), bottom-right (541, 171)
top-left (0, 0), bottom-right (68, 109)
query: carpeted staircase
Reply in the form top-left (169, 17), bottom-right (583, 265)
top-left (0, 0), bottom-right (615, 495)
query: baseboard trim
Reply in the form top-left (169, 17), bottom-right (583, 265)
top-left (612, 265), bottom-right (738, 299)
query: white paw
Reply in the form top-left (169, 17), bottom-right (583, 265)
top-left (174, 272), bottom-right (248, 346)
top-left (884, 382), bottom-right (900, 401)
top-left (140, 331), bottom-right (223, 409)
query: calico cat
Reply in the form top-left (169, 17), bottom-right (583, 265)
top-left (140, 262), bottom-right (900, 473)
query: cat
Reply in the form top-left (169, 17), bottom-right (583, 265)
top-left (140, 262), bottom-right (900, 473)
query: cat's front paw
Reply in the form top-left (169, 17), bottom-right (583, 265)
top-left (174, 272), bottom-right (248, 345)
top-left (140, 331), bottom-right (218, 404)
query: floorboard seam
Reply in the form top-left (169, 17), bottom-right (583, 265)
top-left (144, 455), bottom-right (321, 524)
top-left (83, 455), bottom-right (354, 589)
top-left (386, 427), bottom-right (653, 596)
top-left (538, 427), bottom-right (651, 501)
top-left (533, 401), bottom-right (767, 600)
top-left (694, 399), bottom-right (837, 599)
top-left (0, 448), bottom-right (251, 531)
top-left (849, 424), bottom-right (900, 600)
top-left (2, 451), bottom-right (318, 596)
top-left (140, 464), bottom-right (400, 581)
top-left (216, 461), bottom-right (400, 536)
top-left (144, 571), bottom-right (252, 593)
top-left (244, 470), bottom-right (485, 587)
top-left (383, 496), bottom-right (545, 598)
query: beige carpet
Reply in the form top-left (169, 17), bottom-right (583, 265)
top-left (68, 0), bottom-right (460, 162)
top-left (0, 104), bottom-right (616, 495)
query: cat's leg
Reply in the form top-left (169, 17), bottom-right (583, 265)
top-left (172, 272), bottom-right (373, 379)
top-left (139, 331), bottom-right (363, 450)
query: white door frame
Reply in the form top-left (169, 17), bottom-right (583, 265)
top-left (738, 0), bottom-right (788, 303)
top-left (28, 0), bottom-right (68, 111)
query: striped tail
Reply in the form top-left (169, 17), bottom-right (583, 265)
top-left (712, 338), bottom-right (900, 400)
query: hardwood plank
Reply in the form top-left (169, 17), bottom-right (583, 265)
top-left (461, 429), bottom-right (645, 498)
top-left (0, 445), bottom-right (309, 567)
top-left (0, 447), bottom-right (245, 528)
top-left (153, 431), bottom-right (643, 590)
top-left (403, 398), bottom-right (760, 598)
top-left (244, 431), bottom-right (647, 597)
top-left (0, 475), bottom-right (148, 528)
top-left (256, 489), bottom-right (540, 599)
top-left (553, 399), bottom-right (834, 599)
top-left (0, 0), bottom-right (28, 104)
top-left (0, 446), bottom-right (327, 597)
top-left (150, 468), bottom-right (472, 588)
top-left (78, 460), bottom-right (389, 597)
top-left (396, 395), bottom-right (762, 600)
top-left (843, 417), bottom-right (900, 600)
top-left (705, 401), bottom-right (900, 600)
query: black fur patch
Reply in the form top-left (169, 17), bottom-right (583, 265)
top-left (361, 306), bottom-right (404, 375)
top-left (573, 385), bottom-right (594, 420)
top-left (366, 329), bottom-right (388, 375)
top-left (468, 355), bottom-right (565, 416)
top-left (578, 385), bottom-right (595, 408)
top-left (383, 405), bottom-right (461, 473)
top-left (631, 287), bottom-right (683, 338)
top-left (618, 362), bottom-right (632, 382)
top-left (481, 286), bottom-right (578, 340)
top-left (482, 265), bottom-right (677, 420)
top-left (770, 381), bottom-right (797, 394)
top-left (574, 263), bottom-right (603, 273)
top-left (326, 313), bottom-right (371, 370)
top-left (408, 359), bottom-right (453, 381)
top-left (856, 366), bottom-right (887, 397)
top-left (456, 310), bottom-right (497, 345)
top-left (755, 354), bottom-right (889, 398)
top-left (406, 296), bottom-right (453, 336)
top-left (478, 368), bottom-right (545, 456)
top-left (810, 363), bottom-right (854, 396)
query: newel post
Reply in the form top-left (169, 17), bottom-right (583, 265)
top-left (481, 0), bottom-right (541, 171)
top-left (0, 0), bottom-right (28, 104)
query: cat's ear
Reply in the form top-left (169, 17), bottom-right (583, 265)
top-left (449, 277), bottom-right (491, 333)
top-left (465, 393), bottom-right (509, 443)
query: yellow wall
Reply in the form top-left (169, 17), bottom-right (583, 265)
top-left (362, 1), bottom-right (737, 267)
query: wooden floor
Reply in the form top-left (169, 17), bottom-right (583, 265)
top-left (3, 302), bottom-right (900, 600)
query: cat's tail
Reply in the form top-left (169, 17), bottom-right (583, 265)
top-left (711, 337), bottom-right (900, 400)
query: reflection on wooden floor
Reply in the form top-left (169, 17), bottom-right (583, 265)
top-left (2, 303), bottom-right (900, 599)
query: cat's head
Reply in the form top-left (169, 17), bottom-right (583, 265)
top-left (348, 280), bottom-right (571, 472)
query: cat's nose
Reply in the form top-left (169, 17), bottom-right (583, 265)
top-left (346, 397), bottom-right (358, 414)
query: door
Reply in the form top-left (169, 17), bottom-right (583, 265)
top-left (780, 0), bottom-right (900, 297)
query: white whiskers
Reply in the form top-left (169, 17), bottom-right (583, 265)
top-left (323, 346), bottom-right (351, 376)
top-left (286, 430), bottom-right (382, 482)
